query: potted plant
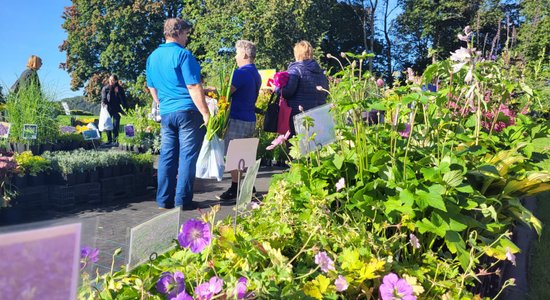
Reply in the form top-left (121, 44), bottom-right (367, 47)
top-left (14, 151), bottom-right (51, 186)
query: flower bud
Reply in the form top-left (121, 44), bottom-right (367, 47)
top-left (376, 78), bottom-right (384, 88)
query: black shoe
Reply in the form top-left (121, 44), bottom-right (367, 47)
top-left (178, 201), bottom-right (198, 211)
top-left (216, 187), bottom-right (237, 201)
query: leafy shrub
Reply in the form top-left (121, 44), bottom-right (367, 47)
top-left (14, 151), bottom-right (51, 176)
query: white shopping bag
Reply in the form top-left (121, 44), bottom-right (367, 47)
top-left (98, 105), bottom-right (113, 131)
top-left (195, 135), bottom-right (225, 181)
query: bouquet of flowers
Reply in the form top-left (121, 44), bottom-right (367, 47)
top-left (205, 64), bottom-right (234, 141)
top-left (196, 62), bottom-right (235, 181)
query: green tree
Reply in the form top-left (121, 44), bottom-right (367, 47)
top-left (60, 0), bottom-right (182, 103)
top-left (516, 0), bottom-right (550, 63)
top-left (394, 0), bottom-right (483, 70)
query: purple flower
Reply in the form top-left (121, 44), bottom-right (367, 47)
top-left (178, 219), bottom-right (212, 253)
top-left (194, 276), bottom-right (224, 300)
top-left (336, 178), bottom-right (345, 192)
top-left (80, 246), bottom-right (99, 268)
top-left (60, 126), bottom-right (76, 134)
top-left (125, 125), bottom-right (135, 137)
top-left (156, 271), bottom-right (186, 299)
top-left (379, 273), bottom-right (416, 300)
top-left (234, 277), bottom-right (248, 299)
top-left (266, 131), bottom-right (290, 150)
top-left (399, 123), bottom-right (411, 138)
top-left (409, 234), bottom-right (420, 249)
top-left (172, 291), bottom-right (193, 300)
top-left (335, 275), bottom-right (348, 292)
top-left (315, 251), bottom-right (335, 273)
top-left (376, 78), bottom-right (384, 88)
top-left (505, 247), bottom-right (516, 266)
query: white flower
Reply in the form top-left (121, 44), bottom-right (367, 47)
top-left (452, 61), bottom-right (467, 73)
top-left (335, 178), bottom-right (345, 191)
top-left (450, 47), bottom-right (471, 62)
top-left (464, 67), bottom-right (473, 83)
top-left (505, 247), bottom-right (516, 266)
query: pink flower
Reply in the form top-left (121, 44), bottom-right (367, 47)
top-left (505, 247), bottom-right (516, 266)
top-left (335, 178), bottom-right (345, 192)
top-left (409, 234), bottom-right (420, 249)
top-left (233, 277), bottom-right (248, 299)
top-left (194, 276), bottom-right (224, 300)
top-left (315, 251), bottom-right (335, 273)
top-left (379, 273), bottom-right (416, 300)
top-left (266, 131), bottom-right (291, 150)
top-left (399, 123), bottom-right (411, 138)
top-left (335, 275), bottom-right (348, 292)
top-left (376, 78), bottom-right (384, 88)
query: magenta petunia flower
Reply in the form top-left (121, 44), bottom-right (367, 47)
top-left (335, 275), bottom-right (348, 292)
top-left (178, 219), bottom-right (212, 253)
top-left (315, 251), bottom-right (335, 273)
top-left (80, 246), bottom-right (99, 268)
top-left (234, 277), bottom-right (248, 299)
top-left (379, 273), bottom-right (416, 300)
top-left (335, 178), bottom-right (345, 192)
top-left (194, 276), bottom-right (224, 300)
top-left (156, 271), bottom-right (186, 299)
top-left (409, 234), bottom-right (420, 249)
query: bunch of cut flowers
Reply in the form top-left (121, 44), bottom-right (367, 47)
top-left (205, 63), bottom-right (234, 141)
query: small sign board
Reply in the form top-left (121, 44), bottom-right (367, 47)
top-left (0, 223), bottom-right (81, 300)
top-left (125, 124), bottom-right (135, 138)
top-left (22, 124), bottom-right (38, 140)
top-left (0, 122), bottom-right (11, 138)
top-left (127, 209), bottom-right (181, 271)
top-left (237, 159), bottom-right (261, 209)
top-left (61, 101), bottom-right (71, 116)
top-left (225, 138), bottom-right (259, 172)
top-left (82, 129), bottom-right (100, 140)
top-left (293, 103), bottom-right (336, 155)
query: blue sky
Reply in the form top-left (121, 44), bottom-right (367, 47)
top-left (0, 0), bottom-right (81, 100)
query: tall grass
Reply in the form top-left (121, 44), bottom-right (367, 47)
top-left (5, 81), bottom-right (59, 144)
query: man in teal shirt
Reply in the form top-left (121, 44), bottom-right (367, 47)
top-left (146, 18), bottom-right (210, 210)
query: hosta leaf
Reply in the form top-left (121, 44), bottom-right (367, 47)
top-left (503, 172), bottom-right (550, 196)
top-left (443, 170), bottom-right (463, 187)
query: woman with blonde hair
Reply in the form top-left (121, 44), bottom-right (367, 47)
top-left (282, 41), bottom-right (329, 136)
top-left (11, 55), bottom-right (42, 93)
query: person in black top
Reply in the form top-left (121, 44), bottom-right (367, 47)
top-left (101, 74), bottom-right (127, 146)
top-left (11, 55), bottom-right (42, 94)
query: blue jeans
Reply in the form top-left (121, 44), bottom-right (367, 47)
top-left (156, 110), bottom-right (205, 208)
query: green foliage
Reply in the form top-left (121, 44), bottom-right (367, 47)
top-left (516, 0), bottom-right (550, 64)
top-left (14, 151), bottom-right (51, 176)
top-left (5, 82), bottom-right (59, 144)
top-left (83, 51), bottom-right (549, 299)
top-left (60, 0), bottom-right (182, 101)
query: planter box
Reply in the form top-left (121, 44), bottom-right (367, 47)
top-left (12, 174), bottom-right (28, 189)
top-left (49, 185), bottom-right (76, 210)
top-left (100, 174), bottom-right (134, 203)
top-left (13, 185), bottom-right (49, 209)
top-left (28, 172), bottom-right (47, 186)
top-left (73, 182), bottom-right (101, 204)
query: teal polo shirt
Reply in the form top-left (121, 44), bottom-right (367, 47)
top-left (146, 42), bottom-right (201, 115)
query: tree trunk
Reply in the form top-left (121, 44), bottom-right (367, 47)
top-left (383, 0), bottom-right (393, 84)
top-left (368, 0), bottom-right (378, 73)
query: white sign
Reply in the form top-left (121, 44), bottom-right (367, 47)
top-left (225, 138), bottom-right (259, 172)
top-left (127, 209), bottom-right (181, 271)
top-left (0, 223), bottom-right (81, 300)
top-left (61, 102), bottom-right (71, 116)
top-left (293, 103), bottom-right (336, 155)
